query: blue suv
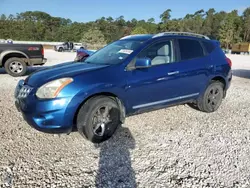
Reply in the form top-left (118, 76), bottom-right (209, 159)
top-left (14, 32), bottom-right (232, 143)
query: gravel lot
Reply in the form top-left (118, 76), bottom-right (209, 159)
top-left (0, 50), bottom-right (250, 188)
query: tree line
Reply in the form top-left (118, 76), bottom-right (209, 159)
top-left (0, 8), bottom-right (250, 49)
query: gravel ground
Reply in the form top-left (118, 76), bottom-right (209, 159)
top-left (0, 50), bottom-right (250, 188)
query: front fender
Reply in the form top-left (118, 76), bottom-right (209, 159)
top-left (63, 84), bottom-right (127, 127)
top-left (56, 46), bottom-right (63, 49)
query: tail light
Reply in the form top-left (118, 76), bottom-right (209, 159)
top-left (28, 47), bottom-right (39, 50)
top-left (226, 57), bottom-right (232, 67)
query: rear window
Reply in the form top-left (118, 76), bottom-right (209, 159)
top-left (178, 39), bottom-right (205, 61)
top-left (202, 41), bottom-right (216, 53)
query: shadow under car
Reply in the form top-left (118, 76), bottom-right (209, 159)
top-left (233, 69), bottom-right (250, 79)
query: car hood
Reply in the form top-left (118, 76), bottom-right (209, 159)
top-left (25, 61), bottom-right (109, 87)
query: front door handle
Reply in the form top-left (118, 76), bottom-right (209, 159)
top-left (168, 71), bottom-right (179, 75)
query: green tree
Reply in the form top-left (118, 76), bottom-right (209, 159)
top-left (81, 28), bottom-right (106, 46)
top-left (182, 9), bottom-right (204, 34)
top-left (0, 14), bottom-right (7, 20)
top-left (202, 8), bottom-right (216, 37)
top-left (219, 10), bottom-right (241, 49)
top-left (147, 18), bottom-right (155, 23)
top-left (131, 18), bottom-right (138, 27)
top-left (242, 8), bottom-right (250, 42)
top-left (211, 11), bottom-right (227, 40)
top-left (0, 7), bottom-right (249, 45)
top-left (135, 19), bottom-right (157, 34)
top-left (160, 9), bottom-right (172, 23)
top-left (131, 26), bottom-right (148, 34)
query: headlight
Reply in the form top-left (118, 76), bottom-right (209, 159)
top-left (36, 78), bottom-right (73, 99)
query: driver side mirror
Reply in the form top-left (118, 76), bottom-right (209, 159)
top-left (135, 58), bottom-right (151, 69)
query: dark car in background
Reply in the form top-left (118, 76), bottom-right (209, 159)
top-left (74, 48), bottom-right (96, 62)
top-left (0, 43), bottom-right (47, 77)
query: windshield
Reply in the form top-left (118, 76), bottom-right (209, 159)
top-left (84, 40), bottom-right (145, 65)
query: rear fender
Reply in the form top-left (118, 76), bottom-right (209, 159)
top-left (202, 75), bottom-right (228, 98)
top-left (0, 50), bottom-right (30, 66)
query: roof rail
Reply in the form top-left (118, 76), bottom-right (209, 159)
top-left (153, 32), bottom-right (210, 40)
top-left (120, 34), bottom-right (149, 40)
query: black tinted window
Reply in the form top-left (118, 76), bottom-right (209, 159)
top-left (202, 41), bottom-right (215, 53)
top-left (178, 39), bottom-right (204, 60)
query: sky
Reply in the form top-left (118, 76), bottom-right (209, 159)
top-left (0, 0), bottom-right (249, 22)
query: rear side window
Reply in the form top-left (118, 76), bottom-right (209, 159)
top-left (178, 39), bottom-right (204, 61)
top-left (202, 41), bottom-right (216, 53)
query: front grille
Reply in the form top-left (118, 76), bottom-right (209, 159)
top-left (14, 80), bottom-right (24, 98)
top-left (17, 85), bottom-right (33, 99)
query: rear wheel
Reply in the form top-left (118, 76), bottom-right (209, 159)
top-left (197, 81), bottom-right (224, 113)
top-left (77, 96), bottom-right (121, 143)
top-left (4, 57), bottom-right (27, 77)
top-left (58, 47), bottom-right (63, 52)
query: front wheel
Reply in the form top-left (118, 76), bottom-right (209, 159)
top-left (77, 96), bottom-right (121, 143)
top-left (4, 57), bottom-right (27, 77)
top-left (197, 81), bottom-right (224, 113)
top-left (58, 47), bottom-right (63, 52)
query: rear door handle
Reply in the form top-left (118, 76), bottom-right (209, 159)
top-left (168, 71), bottom-right (179, 75)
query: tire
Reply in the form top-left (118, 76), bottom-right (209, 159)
top-left (58, 47), bottom-right (63, 52)
top-left (197, 81), bottom-right (224, 113)
top-left (77, 96), bottom-right (121, 143)
top-left (4, 57), bottom-right (27, 77)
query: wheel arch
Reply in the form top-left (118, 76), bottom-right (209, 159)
top-left (211, 76), bottom-right (226, 89)
top-left (58, 47), bottom-right (64, 51)
top-left (72, 92), bottom-right (126, 130)
top-left (210, 76), bottom-right (227, 98)
top-left (0, 51), bottom-right (30, 66)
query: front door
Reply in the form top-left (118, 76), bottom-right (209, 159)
top-left (125, 39), bottom-right (184, 113)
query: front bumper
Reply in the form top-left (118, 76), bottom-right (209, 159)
top-left (14, 80), bottom-right (73, 134)
top-left (54, 46), bottom-right (58, 51)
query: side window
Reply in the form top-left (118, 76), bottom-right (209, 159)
top-left (202, 41), bottom-right (216, 54)
top-left (137, 40), bottom-right (174, 66)
top-left (178, 39), bottom-right (204, 61)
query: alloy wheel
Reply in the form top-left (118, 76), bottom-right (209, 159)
top-left (9, 61), bottom-right (23, 74)
top-left (207, 87), bottom-right (222, 110)
top-left (92, 106), bottom-right (113, 137)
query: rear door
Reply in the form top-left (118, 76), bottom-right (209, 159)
top-left (175, 38), bottom-right (211, 95)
